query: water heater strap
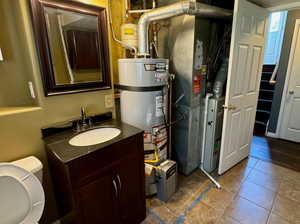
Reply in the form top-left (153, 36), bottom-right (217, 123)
top-left (115, 84), bottom-right (164, 92)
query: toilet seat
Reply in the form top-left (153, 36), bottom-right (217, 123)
top-left (0, 163), bottom-right (45, 224)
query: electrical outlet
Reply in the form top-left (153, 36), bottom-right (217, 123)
top-left (105, 94), bottom-right (114, 108)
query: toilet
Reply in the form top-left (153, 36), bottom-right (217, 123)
top-left (0, 156), bottom-right (45, 224)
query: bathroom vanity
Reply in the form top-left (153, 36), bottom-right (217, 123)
top-left (44, 118), bottom-right (146, 224)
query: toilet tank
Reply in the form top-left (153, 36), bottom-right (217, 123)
top-left (11, 156), bottom-right (43, 183)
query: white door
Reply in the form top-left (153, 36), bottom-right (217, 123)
top-left (218, 0), bottom-right (268, 175)
top-left (279, 19), bottom-right (300, 143)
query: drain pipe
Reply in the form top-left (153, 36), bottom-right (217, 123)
top-left (137, 1), bottom-right (232, 57)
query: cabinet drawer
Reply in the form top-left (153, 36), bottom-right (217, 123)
top-left (68, 134), bottom-right (143, 187)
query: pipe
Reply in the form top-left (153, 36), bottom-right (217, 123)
top-left (137, 1), bottom-right (232, 56)
top-left (128, 9), bottom-right (151, 14)
top-left (108, 0), bottom-right (137, 55)
top-left (213, 58), bottom-right (229, 98)
top-left (126, 0), bottom-right (156, 15)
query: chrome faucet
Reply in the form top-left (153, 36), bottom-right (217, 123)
top-left (77, 107), bottom-right (92, 132)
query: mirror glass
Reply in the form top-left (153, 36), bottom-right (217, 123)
top-left (43, 7), bottom-right (103, 85)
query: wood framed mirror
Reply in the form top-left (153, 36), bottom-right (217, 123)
top-left (29, 0), bottom-right (111, 96)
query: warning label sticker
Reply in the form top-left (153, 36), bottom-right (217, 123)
top-left (155, 96), bottom-right (163, 117)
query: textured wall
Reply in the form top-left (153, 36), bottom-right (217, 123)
top-left (268, 9), bottom-right (300, 133)
top-left (0, 0), bottom-right (124, 223)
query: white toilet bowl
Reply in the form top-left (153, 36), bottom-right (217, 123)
top-left (0, 156), bottom-right (45, 224)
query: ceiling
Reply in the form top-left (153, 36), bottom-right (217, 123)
top-left (249, 0), bottom-right (300, 10)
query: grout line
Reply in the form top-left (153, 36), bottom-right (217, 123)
top-left (172, 184), bottom-right (214, 224)
top-left (266, 192), bottom-right (279, 224)
top-left (147, 208), bottom-right (166, 224)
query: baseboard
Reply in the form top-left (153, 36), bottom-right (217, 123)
top-left (266, 131), bottom-right (278, 138)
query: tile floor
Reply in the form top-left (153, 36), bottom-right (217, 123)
top-left (142, 157), bottom-right (300, 224)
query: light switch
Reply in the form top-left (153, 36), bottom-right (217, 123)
top-left (0, 48), bottom-right (3, 61)
top-left (105, 94), bottom-right (114, 108)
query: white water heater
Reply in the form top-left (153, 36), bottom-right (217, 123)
top-left (118, 58), bottom-right (169, 162)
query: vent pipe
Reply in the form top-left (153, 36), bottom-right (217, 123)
top-left (137, 1), bottom-right (232, 57)
top-left (213, 58), bottom-right (229, 98)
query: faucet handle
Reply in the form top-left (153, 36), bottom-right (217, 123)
top-left (88, 117), bottom-right (93, 127)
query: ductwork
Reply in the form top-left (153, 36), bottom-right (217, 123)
top-left (138, 1), bottom-right (233, 56)
top-left (213, 58), bottom-right (229, 98)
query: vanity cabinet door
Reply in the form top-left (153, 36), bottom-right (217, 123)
top-left (116, 147), bottom-right (146, 223)
top-left (74, 170), bottom-right (120, 224)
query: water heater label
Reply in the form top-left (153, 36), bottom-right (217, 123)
top-left (155, 96), bottom-right (163, 117)
top-left (144, 63), bottom-right (167, 72)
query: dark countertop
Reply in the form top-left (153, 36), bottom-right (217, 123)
top-left (44, 119), bottom-right (144, 164)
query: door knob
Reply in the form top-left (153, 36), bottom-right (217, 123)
top-left (289, 90), bottom-right (294, 95)
top-left (223, 105), bottom-right (237, 110)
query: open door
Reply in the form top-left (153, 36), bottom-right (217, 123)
top-left (218, 0), bottom-right (269, 174)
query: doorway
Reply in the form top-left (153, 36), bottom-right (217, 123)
top-left (254, 11), bottom-right (287, 135)
top-left (250, 10), bottom-right (300, 172)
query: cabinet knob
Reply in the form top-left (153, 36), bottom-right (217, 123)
top-left (113, 180), bottom-right (118, 198)
top-left (116, 174), bottom-right (122, 191)
top-left (289, 90), bottom-right (295, 95)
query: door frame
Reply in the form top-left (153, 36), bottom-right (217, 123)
top-left (268, 3), bottom-right (300, 12)
top-left (276, 19), bottom-right (300, 139)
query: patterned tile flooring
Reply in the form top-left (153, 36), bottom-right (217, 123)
top-left (142, 157), bottom-right (300, 224)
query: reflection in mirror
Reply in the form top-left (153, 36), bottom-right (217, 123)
top-left (43, 7), bottom-right (103, 85)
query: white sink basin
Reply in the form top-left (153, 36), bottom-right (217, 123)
top-left (69, 127), bottom-right (121, 147)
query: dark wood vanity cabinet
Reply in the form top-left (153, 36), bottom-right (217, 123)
top-left (47, 133), bottom-right (146, 224)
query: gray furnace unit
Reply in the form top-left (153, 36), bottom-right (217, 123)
top-left (157, 9), bottom-right (213, 175)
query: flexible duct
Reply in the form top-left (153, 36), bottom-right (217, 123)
top-left (138, 1), bottom-right (232, 56)
top-left (213, 58), bottom-right (229, 98)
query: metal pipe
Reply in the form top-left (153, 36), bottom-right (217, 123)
top-left (128, 9), bottom-right (151, 14)
top-left (137, 1), bottom-right (232, 56)
top-left (213, 58), bottom-right (229, 98)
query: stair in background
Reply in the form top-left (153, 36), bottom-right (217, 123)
top-left (254, 65), bottom-right (276, 133)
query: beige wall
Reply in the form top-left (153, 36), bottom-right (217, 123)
top-left (0, 0), bottom-right (36, 107)
top-left (0, 0), bottom-right (125, 223)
